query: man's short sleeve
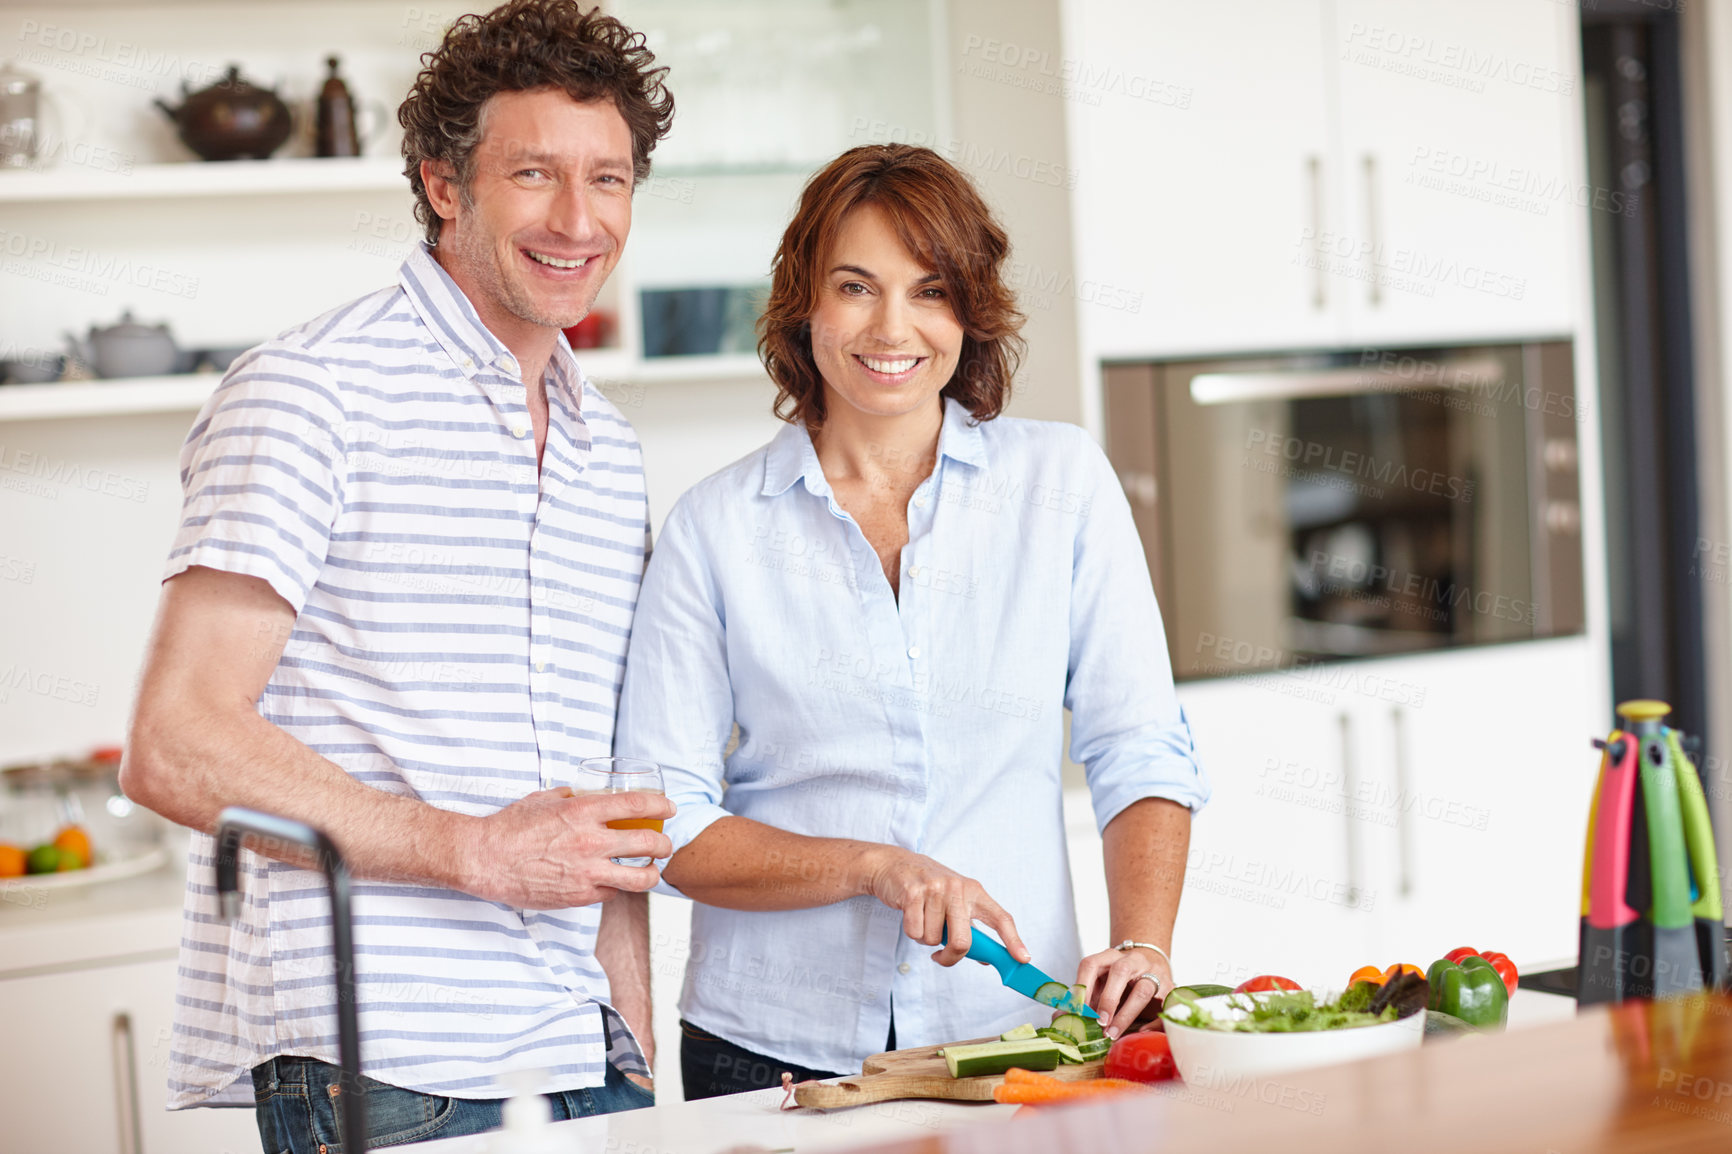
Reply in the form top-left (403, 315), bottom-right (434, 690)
top-left (163, 346), bottom-right (346, 612)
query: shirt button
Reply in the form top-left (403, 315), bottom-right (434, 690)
top-left (536, 661), bottom-right (547, 673)
top-left (907, 565), bottom-right (922, 579)
top-left (461, 356), bottom-right (475, 370)
top-left (512, 424), bottom-right (529, 438)
top-left (898, 963), bottom-right (912, 975)
top-left (907, 645), bottom-right (921, 659)
top-left (914, 495), bottom-right (929, 508)
top-left (500, 355), bottom-right (519, 374)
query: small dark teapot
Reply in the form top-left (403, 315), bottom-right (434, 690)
top-left (155, 65), bottom-right (292, 161)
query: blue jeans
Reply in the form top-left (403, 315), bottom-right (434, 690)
top-left (251, 1055), bottom-right (655, 1153)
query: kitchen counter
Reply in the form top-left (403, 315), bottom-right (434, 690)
top-left (420, 991), bottom-right (1579, 1154)
top-left (0, 834), bottom-right (187, 977)
top-left (846, 991), bottom-right (1732, 1154)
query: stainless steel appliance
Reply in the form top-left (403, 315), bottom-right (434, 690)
top-left (1104, 341), bottom-right (1585, 680)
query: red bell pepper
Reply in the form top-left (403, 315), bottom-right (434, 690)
top-left (1438, 947), bottom-right (1518, 995)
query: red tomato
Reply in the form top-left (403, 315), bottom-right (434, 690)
top-left (1234, 975), bottom-right (1302, 993)
top-left (1104, 1031), bottom-right (1177, 1082)
top-left (1479, 950), bottom-right (1519, 995)
top-left (1443, 946), bottom-right (1479, 964)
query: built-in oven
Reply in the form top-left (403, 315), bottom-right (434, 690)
top-left (1103, 342), bottom-right (1586, 680)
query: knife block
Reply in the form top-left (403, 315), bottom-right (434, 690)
top-left (1578, 700), bottom-right (1728, 1005)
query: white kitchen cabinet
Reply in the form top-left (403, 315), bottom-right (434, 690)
top-left (1156, 635), bottom-right (1600, 987)
top-left (0, 954), bottom-right (258, 1154)
top-left (1352, 638), bottom-right (1600, 970)
top-left (1064, 0), bottom-right (1583, 360)
top-left (1331, 0), bottom-right (1580, 345)
top-left (1167, 676), bottom-right (1379, 989)
top-left (1062, 0), bottom-right (1341, 360)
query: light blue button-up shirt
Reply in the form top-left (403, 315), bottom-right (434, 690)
top-left (617, 397), bottom-right (1208, 1074)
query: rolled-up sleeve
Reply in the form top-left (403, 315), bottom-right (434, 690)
top-left (616, 499), bottom-right (737, 897)
top-left (1063, 432), bottom-right (1211, 831)
top-left (164, 345), bottom-right (346, 612)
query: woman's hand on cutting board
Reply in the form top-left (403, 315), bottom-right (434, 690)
top-left (1076, 945), bottom-right (1174, 1038)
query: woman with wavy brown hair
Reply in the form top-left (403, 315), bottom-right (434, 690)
top-left (617, 145), bottom-right (1208, 1098)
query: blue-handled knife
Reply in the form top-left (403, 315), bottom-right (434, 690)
top-left (942, 926), bottom-right (1099, 1019)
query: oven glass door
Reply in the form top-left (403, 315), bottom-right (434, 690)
top-left (1112, 344), bottom-right (1584, 681)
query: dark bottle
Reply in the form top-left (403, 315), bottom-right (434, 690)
top-left (315, 55), bottom-right (360, 157)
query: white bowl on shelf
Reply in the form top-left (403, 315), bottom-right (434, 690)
top-left (1162, 990), bottom-right (1425, 1082)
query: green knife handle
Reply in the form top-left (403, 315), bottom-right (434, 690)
top-left (1667, 729), bottom-right (1724, 921)
top-left (1640, 734), bottom-right (1694, 929)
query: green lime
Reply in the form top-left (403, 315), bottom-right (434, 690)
top-left (26, 844), bottom-right (61, 874)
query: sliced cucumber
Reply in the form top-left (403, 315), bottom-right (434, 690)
top-left (1032, 980), bottom-right (1071, 1007)
top-left (942, 1038), bottom-right (1065, 1078)
top-left (1000, 1023), bottom-right (1038, 1042)
top-left (1075, 1037), bottom-right (1112, 1061)
top-left (1051, 1040), bottom-right (1086, 1064)
top-left (1050, 1012), bottom-right (1106, 1046)
top-left (1163, 983), bottom-right (1233, 1008)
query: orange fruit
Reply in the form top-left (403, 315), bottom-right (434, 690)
top-left (1348, 964), bottom-right (1384, 987)
top-left (0, 844), bottom-right (25, 878)
top-left (52, 825), bottom-right (92, 869)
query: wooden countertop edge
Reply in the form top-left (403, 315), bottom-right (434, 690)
top-left (841, 992), bottom-right (1732, 1154)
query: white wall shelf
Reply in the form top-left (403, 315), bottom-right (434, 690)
top-left (632, 353), bottom-right (767, 383)
top-left (0, 375), bottom-right (219, 421)
top-left (0, 157), bottom-right (407, 203)
top-left (0, 353), bottom-right (769, 423)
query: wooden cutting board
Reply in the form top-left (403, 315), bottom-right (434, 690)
top-left (793, 1037), bottom-right (1105, 1108)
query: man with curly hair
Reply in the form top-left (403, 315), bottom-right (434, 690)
top-left (121, 2), bottom-right (677, 1147)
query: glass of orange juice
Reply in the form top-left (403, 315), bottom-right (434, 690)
top-left (573, 757), bottom-right (664, 866)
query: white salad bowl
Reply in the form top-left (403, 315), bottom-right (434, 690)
top-left (1162, 990), bottom-right (1426, 1083)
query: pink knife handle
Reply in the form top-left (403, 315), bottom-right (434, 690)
top-left (1589, 734), bottom-right (1641, 929)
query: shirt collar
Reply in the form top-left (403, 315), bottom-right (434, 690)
top-left (761, 418), bottom-right (823, 498)
top-left (760, 396), bottom-right (990, 498)
top-left (398, 242), bottom-right (515, 381)
top-left (400, 242), bottom-right (589, 411)
top-left (935, 396), bottom-right (990, 470)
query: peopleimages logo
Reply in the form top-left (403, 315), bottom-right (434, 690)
top-left (0, 227), bottom-right (200, 301)
top-left (0, 444), bottom-right (151, 503)
top-left (1309, 551), bottom-right (1537, 626)
top-left (1245, 429), bottom-right (1474, 503)
top-left (0, 664), bottom-right (100, 708)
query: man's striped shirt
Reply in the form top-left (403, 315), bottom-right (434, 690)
top-left (162, 244), bottom-right (650, 1107)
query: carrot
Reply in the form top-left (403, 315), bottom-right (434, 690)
top-left (993, 1077), bottom-right (1148, 1105)
top-left (1003, 1067), bottom-right (1063, 1085)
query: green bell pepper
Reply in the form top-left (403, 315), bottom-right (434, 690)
top-left (1426, 955), bottom-right (1509, 1028)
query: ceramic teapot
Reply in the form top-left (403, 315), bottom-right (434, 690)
top-left (155, 65), bottom-right (291, 161)
top-left (65, 311), bottom-right (180, 379)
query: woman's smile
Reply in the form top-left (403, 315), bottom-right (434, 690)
top-left (852, 352), bottom-right (929, 384)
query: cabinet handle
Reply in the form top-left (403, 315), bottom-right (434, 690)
top-left (1307, 154), bottom-right (1326, 309)
top-left (112, 1011), bottom-right (144, 1154)
top-left (1391, 707), bottom-right (1413, 898)
top-left (1361, 153), bottom-right (1382, 306)
top-left (1338, 713), bottom-right (1361, 908)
